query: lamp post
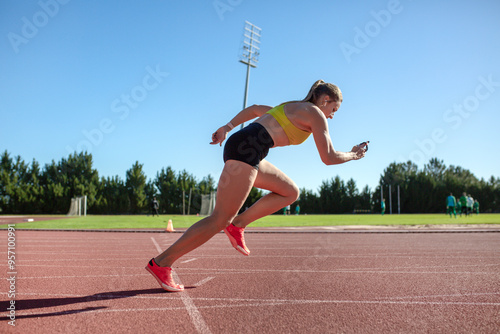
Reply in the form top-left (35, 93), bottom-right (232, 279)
top-left (239, 21), bottom-right (261, 129)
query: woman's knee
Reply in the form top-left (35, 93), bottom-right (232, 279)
top-left (276, 174), bottom-right (300, 203)
top-left (210, 210), bottom-right (237, 229)
top-left (272, 182), bottom-right (300, 204)
top-left (285, 183), bottom-right (300, 203)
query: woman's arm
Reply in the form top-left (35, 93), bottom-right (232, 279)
top-left (309, 108), bottom-right (366, 165)
top-left (210, 104), bottom-right (272, 146)
top-left (228, 104), bottom-right (273, 128)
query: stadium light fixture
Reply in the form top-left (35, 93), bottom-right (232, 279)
top-left (239, 21), bottom-right (261, 129)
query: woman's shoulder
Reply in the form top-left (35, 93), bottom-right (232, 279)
top-left (284, 101), bottom-right (326, 132)
top-left (285, 101), bottom-right (318, 112)
top-left (287, 101), bottom-right (323, 118)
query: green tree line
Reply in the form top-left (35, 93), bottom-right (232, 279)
top-left (295, 158), bottom-right (499, 214)
top-left (0, 151), bottom-right (217, 215)
top-left (369, 158), bottom-right (500, 213)
top-left (1, 151), bottom-right (498, 214)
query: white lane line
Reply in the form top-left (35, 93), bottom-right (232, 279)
top-left (194, 277), bottom-right (215, 287)
top-left (181, 258), bottom-right (198, 264)
top-left (11, 268), bottom-right (500, 279)
top-left (7, 298), bottom-right (500, 319)
top-left (379, 292), bottom-right (500, 300)
top-left (3, 251), bottom-right (498, 259)
top-left (178, 267), bottom-right (500, 275)
top-left (5, 292), bottom-right (500, 305)
top-left (13, 257), bottom-right (149, 262)
top-left (150, 237), bottom-right (212, 334)
top-left (17, 274), bottom-right (150, 279)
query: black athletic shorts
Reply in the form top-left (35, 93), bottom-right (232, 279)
top-left (223, 122), bottom-right (274, 170)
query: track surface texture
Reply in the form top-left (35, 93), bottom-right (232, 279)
top-left (1, 229), bottom-right (499, 333)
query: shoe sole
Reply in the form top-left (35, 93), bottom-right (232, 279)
top-left (224, 228), bottom-right (250, 256)
top-left (145, 265), bottom-right (184, 292)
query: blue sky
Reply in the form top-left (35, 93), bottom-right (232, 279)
top-left (1, 0), bottom-right (499, 194)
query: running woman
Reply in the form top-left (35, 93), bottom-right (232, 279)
top-left (146, 80), bottom-right (368, 291)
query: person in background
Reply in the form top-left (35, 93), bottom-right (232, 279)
top-left (456, 195), bottom-right (462, 217)
top-left (446, 193), bottom-right (457, 218)
top-left (467, 194), bottom-right (474, 216)
top-left (459, 192), bottom-right (468, 217)
top-left (151, 197), bottom-right (159, 217)
top-left (473, 199), bottom-right (480, 215)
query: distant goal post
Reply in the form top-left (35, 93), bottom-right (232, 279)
top-left (67, 195), bottom-right (87, 217)
top-left (199, 192), bottom-right (216, 216)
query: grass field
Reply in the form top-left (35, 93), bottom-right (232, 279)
top-left (1, 213), bottom-right (499, 230)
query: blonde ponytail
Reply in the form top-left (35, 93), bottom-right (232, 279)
top-left (302, 80), bottom-right (325, 102)
top-left (302, 80), bottom-right (342, 106)
top-left (280, 80), bottom-right (342, 106)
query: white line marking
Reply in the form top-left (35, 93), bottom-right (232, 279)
top-left (17, 274), bottom-right (149, 279)
top-left (181, 258), bottom-right (198, 264)
top-left (150, 237), bottom-right (162, 252)
top-left (177, 267), bottom-right (500, 275)
top-left (13, 257), bottom-right (149, 262)
top-left (5, 291), bottom-right (499, 320)
top-left (379, 292), bottom-right (500, 300)
top-left (2, 250), bottom-right (498, 259)
top-left (9, 267), bottom-right (500, 279)
top-left (151, 237), bottom-right (212, 334)
top-left (7, 299), bottom-right (500, 319)
top-left (194, 277), bottom-right (215, 287)
top-left (4, 291), bottom-right (500, 305)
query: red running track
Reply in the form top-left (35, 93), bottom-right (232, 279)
top-left (0, 230), bottom-right (499, 333)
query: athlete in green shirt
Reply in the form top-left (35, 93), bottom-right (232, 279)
top-left (459, 193), bottom-right (468, 216)
top-left (446, 193), bottom-right (456, 218)
top-left (473, 200), bottom-right (479, 215)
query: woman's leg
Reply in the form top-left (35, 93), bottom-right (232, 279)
top-left (232, 159), bottom-right (300, 229)
top-left (154, 160), bottom-right (258, 267)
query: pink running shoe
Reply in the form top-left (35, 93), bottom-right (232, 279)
top-left (145, 259), bottom-right (184, 292)
top-left (224, 223), bottom-right (250, 256)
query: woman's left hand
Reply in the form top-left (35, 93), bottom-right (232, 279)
top-left (351, 142), bottom-right (368, 159)
top-left (210, 126), bottom-right (229, 146)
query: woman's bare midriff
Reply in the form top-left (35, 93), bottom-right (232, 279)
top-left (254, 114), bottom-right (290, 147)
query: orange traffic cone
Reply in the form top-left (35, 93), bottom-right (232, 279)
top-left (166, 219), bottom-right (175, 232)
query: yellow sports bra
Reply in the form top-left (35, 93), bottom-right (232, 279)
top-left (266, 104), bottom-right (311, 145)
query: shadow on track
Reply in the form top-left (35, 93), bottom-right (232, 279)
top-left (0, 288), bottom-right (168, 320)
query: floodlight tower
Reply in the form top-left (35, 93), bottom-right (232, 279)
top-left (239, 21), bottom-right (261, 129)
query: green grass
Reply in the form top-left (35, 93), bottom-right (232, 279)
top-left (1, 213), bottom-right (499, 230)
